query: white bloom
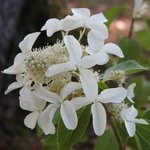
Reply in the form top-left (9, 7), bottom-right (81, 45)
top-left (126, 83), bottom-right (136, 103)
top-left (41, 8), bottom-right (108, 39)
top-left (19, 86), bottom-right (53, 134)
top-left (85, 32), bottom-right (124, 65)
top-left (2, 32), bottom-right (40, 75)
top-left (46, 35), bottom-right (98, 96)
top-left (71, 76), bottom-right (127, 136)
top-left (41, 17), bottom-right (83, 37)
top-left (120, 105), bottom-right (148, 137)
top-left (32, 82), bottom-right (82, 132)
top-left (68, 8), bottom-right (108, 39)
top-left (133, 0), bottom-right (149, 18)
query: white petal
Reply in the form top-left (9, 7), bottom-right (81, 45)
top-left (71, 8), bottom-right (90, 19)
top-left (19, 32), bottom-right (40, 55)
top-left (45, 62), bottom-right (74, 77)
top-left (126, 105), bottom-right (138, 121)
top-left (71, 97), bottom-right (91, 110)
top-left (125, 121), bottom-right (136, 137)
top-left (91, 102), bottom-right (106, 136)
top-left (62, 16), bottom-right (83, 31)
top-left (4, 53), bottom-right (26, 74)
top-left (5, 81), bottom-right (23, 95)
top-left (64, 35), bottom-right (83, 65)
top-left (38, 104), bottom-right (58, 135)
top-left (2, 66), bottom-right (15, 75)
top-left (98, 87), bottom-right (127, 103)
top-left (134, 119), bottom-right (148, 125)
top-left (41, 19), bottom-right (62, 37)
top-left (87, 23), bottom-right (108, 39)
top-left (32, 85), bottom-right (60, 103)
top-left (60, 82), bottom-right (82, 100)
top-left (80, 55), bottom-right (96, 68)
top-left (24, 112), bottom-right (39, 129)
top-left (92, 52), bottom-right (109, 65)
top-left (100, 43), bottom-right (124, 58)
top-left (19, 87), bottom-right (46, 111)
top-left (87, 13), bottom-right (108, 24)
top-left (127, 83), bottom-right (136, 103)
top-left (87, 30), bottom-right (105, 54)
top-left (79, 68), bottom-right (98, 100)
top-left (60, 101), bottom-right (78, 130)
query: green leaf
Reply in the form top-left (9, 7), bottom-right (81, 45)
top-left (135, 110), bottom-right (150, 150)
top-left (103, 60), bottom-right (148, 81)
top-left (98, 81), bottom-right (108, 91)
top-left (118, 37), bottom-right (141, 62)
top-left (104, 5), bottom-right (125, 27)
top-left (136, 29), bottom-right (150, 51)
top-left (42, 134), bottom-right (58, 150)
top-left (57, 106), bottom-right (91, 150)
top-left (130, 77), bottom-right (150, 109)
top-left (94, 129), bottom-right (119, 150)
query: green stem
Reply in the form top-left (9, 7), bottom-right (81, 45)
top-left (111, 118), bottom-right (124, 150)
top-left (134, 135), bottom-right (142, 150)
top-left (104, 104), bottom-right (123, 150)
top-left (78, 27), bottom-right (86, 42)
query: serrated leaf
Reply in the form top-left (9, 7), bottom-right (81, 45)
top-left (103, 60), bottom-right (148, 81)
top-left (94, 128), bottom-right (119, 150)
top-left (57, 106), bottom-right (91, 150)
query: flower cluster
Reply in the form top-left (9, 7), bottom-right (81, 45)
top-left (2, 8), bottom-right (148, 137)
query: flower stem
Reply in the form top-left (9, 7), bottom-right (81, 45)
top-left (110, 117), bottom-right (124, 150)
top-left (104, 104), bottom-right (123, 150)
top-left (128, 18), bottom-right (135, 38)
top-left (78, 27), bottom-right (86, 42)
top-left (134, 135), bottom-right (142, 150)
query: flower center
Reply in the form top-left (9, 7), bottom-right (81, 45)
top-left (24, 42), bottom-right (72, 93)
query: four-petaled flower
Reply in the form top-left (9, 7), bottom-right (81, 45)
top-left (120, 105), bottom-right (148, 137)
top-left (32, 82), bottom-right (82, 134)
top-left (72, 74), bottom-right (127, 136)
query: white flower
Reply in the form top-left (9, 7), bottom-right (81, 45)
top-left (133, 0), bottom-right (149, 18)
top-left (120, 105), bottom-right (148, 137)
top-left (32, 82), bottom-right (82, 132)
top-left (46, 35), bottom-right (98, 97)
top-left (19, 86), bottom-right (52, 134)
top-left (41, 17), bottom-right (83, 37)
top-left (85, 31), bottom-right (124, 65)
top-left (2, 32), bottom-right (40, 75)
top-left (41, 8), bottom-right (108, 39)
top-left (46, 35), bottom-right (96, 77)
top-left (126, 83), bottom-right (136, 103)
top-left (68, 8), bottom-right (108, 39)
top-left (71, 75), bottom-right (127, 136)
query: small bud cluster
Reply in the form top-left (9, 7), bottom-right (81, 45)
top-left (110, 70), bottom-right (126, 85)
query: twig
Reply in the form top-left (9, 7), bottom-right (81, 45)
top-left (128, 18), bottom-right (135, 38)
